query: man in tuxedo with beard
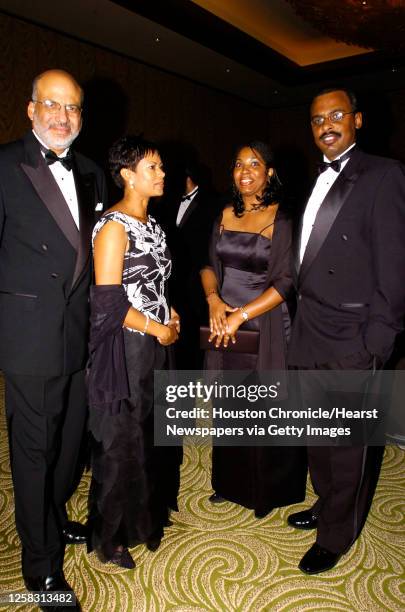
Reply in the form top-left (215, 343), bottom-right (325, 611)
top-left (288, 87), bottom-right (405, 574)
top-left (0, 69), bottom-right (107, 608)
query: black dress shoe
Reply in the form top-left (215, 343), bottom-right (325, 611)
top-left (209, 493), bottom-right (226, 504)
top-left (24, 570), bottom-right (81, 611)
top-left (146, 537), bottom-right (162, 552)
top-left (97, 546), bottom-right (136, 569)
top-left (299, 543), bottom-right (342, 574)
top-left (109, 547), bottom-right (136, 569)
top-left (62, 520), bottom-right (88, 544)
top-left (254, 508), bottom-right (274, 519)
top-left (287, 509), bottom-right (318, 530)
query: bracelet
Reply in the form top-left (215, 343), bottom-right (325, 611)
top-left (142, 313), bottom-right (150, 335)
top-left (239, 306), bottom-right (249, 322)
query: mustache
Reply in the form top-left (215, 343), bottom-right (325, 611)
top-left (320, 130), bottom-right (340, 140)
top-left (48, 121), bottom-right (71, 129)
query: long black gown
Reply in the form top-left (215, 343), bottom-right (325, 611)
top-left (207, 228), bottom-right (307, 515)
top-left (87, 212), bottom-right (181, 560)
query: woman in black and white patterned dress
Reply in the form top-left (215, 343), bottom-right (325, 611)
top-left (87, 136), bottom-right (181, 569)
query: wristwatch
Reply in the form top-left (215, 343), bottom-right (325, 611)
top-left (239, 306), bottom-right (249, 322)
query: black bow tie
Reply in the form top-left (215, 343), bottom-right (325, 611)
top-left (45, 149), bottom-right (73, 171)
top-left (181, 188), bottom-right (198, 202)
top-left (317, 149), bottom-right (352, 175)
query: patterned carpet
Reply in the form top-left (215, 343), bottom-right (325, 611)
top-left (0, 374), bottom-right (404, 611)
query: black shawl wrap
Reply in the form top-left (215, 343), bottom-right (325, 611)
top-left (205, 207), bottom-right (294, 372)
top-left (86, 284), bottom-right (131, 414)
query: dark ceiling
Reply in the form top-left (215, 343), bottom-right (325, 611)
top-left (0, 0), bottom-right (404, 108)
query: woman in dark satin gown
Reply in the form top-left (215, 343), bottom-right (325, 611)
top-left (200, 140), bottom-right (307, 518)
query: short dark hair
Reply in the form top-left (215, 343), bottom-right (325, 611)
top-left (184, 161), bottom-right (201, 186)
top-left (109, 134), bottom-right (159, 188)
top-left (231, 140), bottom-right (283, 217)
top-left (312, 87), bottom-right (358, 112)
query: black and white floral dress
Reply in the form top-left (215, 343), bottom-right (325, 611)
top-left (95, 211), bottom-right (171, 327)
top-left (88, 212), bottom-right (181, 559)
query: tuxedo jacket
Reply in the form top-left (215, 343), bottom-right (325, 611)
top-left (289, 147), bottom-right (405, 367)
top-left (168, 188), bottom-right (218, 315)
top-left (0, 131), bottom-right (108, 376)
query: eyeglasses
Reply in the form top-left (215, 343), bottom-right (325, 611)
top-left (311, 110), bottom-right (355, 127)
top-left (32, 99), bottom-right (82, 116)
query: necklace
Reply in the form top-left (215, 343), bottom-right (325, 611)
top-left (132, 214), bottom-right (148, 223)
top-left (119, 210), bottom-right (148, 223)
top-left (244, 203), bottom-right (267, 213)
top-left (119, 195), bottom-right (148, 223)
top-left (119, 205), bottom-right (148, 223)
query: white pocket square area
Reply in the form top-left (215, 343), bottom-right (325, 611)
top-left (95, 202), bottom-right (103, 211)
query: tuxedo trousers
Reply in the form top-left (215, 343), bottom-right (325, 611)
top-left (4, 369), bottom-right (87, 577)
top-left (296, 349), bottom-right (384, 554)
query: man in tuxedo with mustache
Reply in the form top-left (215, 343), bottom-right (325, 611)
top-left (0, 69), bottom-right (107, 609)
top-left (288, 87), bottom-right (405, 574)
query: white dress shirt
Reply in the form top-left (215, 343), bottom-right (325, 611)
top-left (176, 186), bottom-right (198, 226)
top-left (299, 143), bottom-right (356, 264)
top-left (33, 130), bottom-right (80, 229)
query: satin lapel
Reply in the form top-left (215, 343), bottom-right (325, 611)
top-left (71, 162), bottom-right (96, 289)
top-left (299, 152), bottom-right (361, 282)
top-left (293, 181), bottom-right (313, 284)
top-left (178, 193), bottom-right (199, 228)
top-left (20, 133), bottom-right (79, 252)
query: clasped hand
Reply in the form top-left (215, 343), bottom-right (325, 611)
top-left (208, 296), bottom-right (240, 348)
top-left (158, 307), bottom-right (180, 346)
